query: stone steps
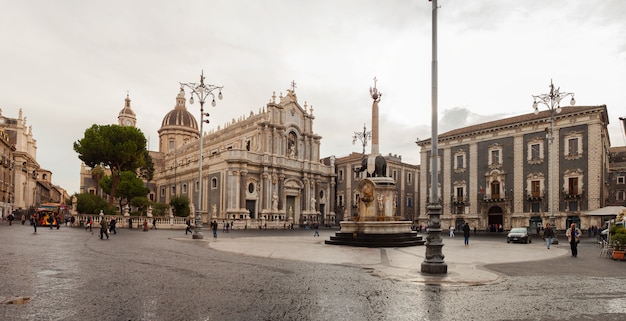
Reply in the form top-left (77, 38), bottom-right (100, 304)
top-left (325, 232), bottom-right (425, 247)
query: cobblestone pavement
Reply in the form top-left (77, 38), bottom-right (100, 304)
top-left (0, 223), bottom-right (624, 321)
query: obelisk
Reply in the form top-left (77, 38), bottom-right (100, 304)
top-left (369, 77), bottom-right (382, 156)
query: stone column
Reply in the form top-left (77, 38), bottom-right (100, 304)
top-left (587, 122), bottom-right (603, 210)
top-left (240, 170), bottom-right (248, 212)
top-left (552, 125), bottom-right (561, 229)
top-left (278, 174), bottom-right (285, 212)
top-left (420, 148), bottom-right (429, 222)
top-left (370, 81), bottom-right (381, 155)
top-left (442, 147), bottom-right (451, 221)
top-left (469, 141), bottom-right (478, 219)
top-left (262, 171), bottom-right (269, 211)
top-left (513, 134), bottom-right (524, 214)
top-left (227, 170), bottom-right (239, 211)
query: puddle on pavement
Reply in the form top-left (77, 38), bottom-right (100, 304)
top-left (2, 296), bottom-right (31, 304)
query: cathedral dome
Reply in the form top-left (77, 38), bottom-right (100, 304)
top-left (160, 87), bottom-right (198, 130)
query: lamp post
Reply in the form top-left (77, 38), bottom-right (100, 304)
top-left (532, 80), bottom-right (575, 241)
top-left (180, 71), bottom-right (223, 240)
top-left (352, 124), bottom-right (371, 154)
top-left (421, 0), bottom-right (446, 274)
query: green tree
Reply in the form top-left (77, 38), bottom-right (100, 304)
top-left (90, 164), bottom-right (106, 197)
top-left (130, 196), bottom-right (151, 215)
top-left (139, 150), bottom-right (155, 182)
top-left (170, 195), bottom-right (191, 217)
top-left (150, 202), bottom-right (169, 216)
top-left (99, 175), bottom-right (112, 197)
top-left (75, 193), bottom-right (116, 215)
top-left (116, 171), bottom-right (150, 211)
top-left (73, 124), bottom-right (149, 205)
top-left (100, 171), bottom-right (149, 215)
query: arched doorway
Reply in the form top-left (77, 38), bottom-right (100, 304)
top-left (529, 216), bottom-right (542, 235)
top-left (488, 206), bottom-right (503, 232)
top-left (566, 216), bottom-right (581, 229)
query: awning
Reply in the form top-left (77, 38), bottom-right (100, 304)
top-left (584, 206), bottom-right (626, 216)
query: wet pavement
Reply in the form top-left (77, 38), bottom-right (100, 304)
top-left (1, 223), bottom-right (625, 321)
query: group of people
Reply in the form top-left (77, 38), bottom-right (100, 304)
top-left (587, 225), bottom-right (601, 237)
top-left (411, 224), bottom-right (429, 233)
top-left (26, 213), bottom-right (63, 233)
top-left (91, 216), bottom-right (118, 240)
top-left (3, 212), bottom-right (33, 226)
top-left (542, 223), bottom-right (582, 257)
top-left (448, 223), bottom-right (473, 245)
top-left (221, 221), bottom-right (233, 233)
top-left (126, 217), bottom-right (152, 231)
top-left (444, 221), bottom-right (583, 256)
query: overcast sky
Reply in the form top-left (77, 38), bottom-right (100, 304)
top-left (1, 0), bottom-right (625, 195)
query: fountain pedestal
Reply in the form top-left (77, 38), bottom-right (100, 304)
top-left (325, 177), bottom-right (424, 247)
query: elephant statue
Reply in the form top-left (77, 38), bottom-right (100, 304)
top-left (353, 155), bottom-right (387, 177)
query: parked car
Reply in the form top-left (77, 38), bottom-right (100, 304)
top-left (507, 227), bottom-right (532, 244)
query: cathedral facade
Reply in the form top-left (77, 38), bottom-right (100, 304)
top-left (83, 87), bottom-right (336, 226)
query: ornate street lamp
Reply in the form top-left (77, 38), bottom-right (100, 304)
top-left (532, 80), bottom-right (575, 241)
top-left (352, 124), bottom-right (371, 154)
top-left (421, 0), bottom-right (447, 274)
top-left (180, 71), bottom-right (223, 240)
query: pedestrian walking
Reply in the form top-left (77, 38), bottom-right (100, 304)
top-left (151, 218), bottom-right (157, 230)
top-left (100, 218), bottom-right (109, 240)
top-left (185, 218), bottom-right (192, 235)
top-left (463, 222), bottom-right (470, 246)
top-left (313, 222), bottom-right (320, 237)
top-left (86, 216), bottom-right (93, 232)
top-left (31, 213), bottom-right (38, 233)
top-left (55, 213), bottom-right (61, 229)
top-left (48, 215), bottom-right (53, 229)
top-left (449, 225), bottom-right (455, 238)
top-left (543, 223), bottom-right (555, 249)
top-left (566, 223), bottom-right (581, 257)
top-left (8, 213), bottom-right (14, 225)
top-left (21, 214), bottom-right (26, 225)
top-left (211, 220), bottom-right (218, 238)
top-left (128, 218), bottom-right (133, 229)
top-left (109, 217), bottom-right (117, 234)
top-left (143, 219), bottom-right (149, 232)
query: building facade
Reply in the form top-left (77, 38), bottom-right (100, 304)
top-left (417, 105), bottom-right (611, 232)
top-left (81, 87), bottom-right (336, 226)
top-left (0, 126), bottom-right (15, 218)
top-left (0, 108), bottom-right (68, 218)
top-left (607, 146), bottom-right (626, 207)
